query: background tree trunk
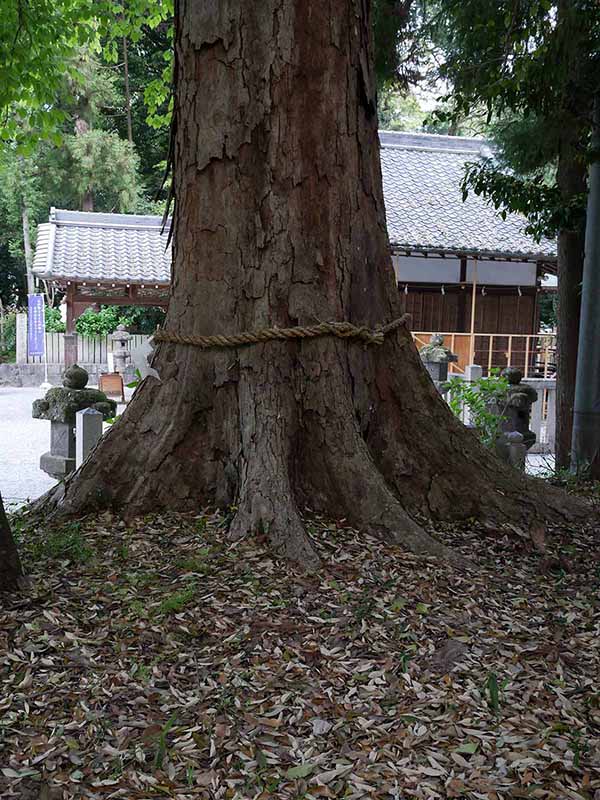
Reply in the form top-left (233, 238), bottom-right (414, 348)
top-left (556, 212), bottom-right (585, 470)
top-left (37, 0), bottom-right (582, 564)
top-left (554, 0), bottom-right (588, 471)
top-left (0, 493), bottom-right (24, 592)
top-left (123, 36), bottom-right (133, 145)
top-left (21, 203), bottom-right (35, 296)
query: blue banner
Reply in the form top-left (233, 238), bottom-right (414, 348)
top-left (27, 294), bottom-right (45, 358)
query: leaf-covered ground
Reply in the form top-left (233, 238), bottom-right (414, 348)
top-left (1, 510), bottom-right (599, 799)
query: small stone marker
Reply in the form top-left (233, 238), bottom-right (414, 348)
top-left (32, 364), bottom-right (116, 480)
top-left (75, 408), bottom-right (103, 468)
top-left (464, 364), bottom-right (483, 382)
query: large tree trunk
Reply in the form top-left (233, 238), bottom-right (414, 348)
top-left (36, 0), bottom-right (581, 564)
top-left (0, 493), bottom-right (24, 592)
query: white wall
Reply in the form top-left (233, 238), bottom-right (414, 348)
top-left (392, 255), bottom-right (461, 283)
top-left (466, 259), bottom-right (536, 286)
top-left (392, 255), bottom-right (537, 286)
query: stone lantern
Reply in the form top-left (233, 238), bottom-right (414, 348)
top-left (32, 365), bottom-right (116, 480)
top-left (493, 367), bottom-right (539, 471)
top-left (419, 334), bottom-right (458, 387)
top-left (500, 367), bottom-right (538, 450)
top-left (111, 324), bottom-right (132, 375)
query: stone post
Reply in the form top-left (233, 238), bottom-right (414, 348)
top-left (76, 408), bottom-right (103, 468)
top-left (16, 313), bottom-right (28, 364)
top-left (464, 364), bottom-right (483, 383)
top-left (32, 364), bottom-right (116, 480)
top-left (546, 383), bottom-right (557, 453)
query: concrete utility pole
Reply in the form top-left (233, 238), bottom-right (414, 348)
top-left (571, 98), bottom-right (600, 476)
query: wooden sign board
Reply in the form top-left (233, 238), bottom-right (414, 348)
top-left (99, 372), bottom-right (125, 403)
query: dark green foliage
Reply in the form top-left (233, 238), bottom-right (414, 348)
top-left (0, 309), bottom-right (16, 361)
top-left (118, 305), bottom-right (166, 334)
top-left (75, 305), bottom-right (165, 336)
top-left (110, 23), bottom-right (172, 198)
top-left (0, 241), bottom-right (25, 307)
top-left (45, 306), bottom-right (66, 332)
top-left (434, 0), bottom-right (599, 232)
top-left (462, 159), bottom-right (585, 241)
top-left (538, 292), bottom-right (558, 328)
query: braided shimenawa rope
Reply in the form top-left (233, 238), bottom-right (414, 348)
top-left (152, 314), bottom-right (410, 350)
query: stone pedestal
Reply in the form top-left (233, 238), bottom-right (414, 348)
top-left (495, 431), bottom-right (527, 471)
top-left (32, 365), bottom-right (116, 480)
top-left (40, 422), bottom-right (77, 478)
top-left (419, 334), bottom-right (458, 390)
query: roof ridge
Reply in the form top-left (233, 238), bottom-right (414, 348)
top-left (379, 128), bottom-right (485, 143)
top-left (381, 143), bottom-right (484, 156)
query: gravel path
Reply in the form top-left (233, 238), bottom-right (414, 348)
top-left (0, 387), bottom-right (57, 508)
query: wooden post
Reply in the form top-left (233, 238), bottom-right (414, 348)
top-left (64, 284), bottom-right (78, 368)
top-left (469, 258), bottom-right (478, 364)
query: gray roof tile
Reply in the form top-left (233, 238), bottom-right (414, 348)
top-left (33, 208), bottom-right (171, 284)
top-left (380, 131), bottom-right (556, 260)
top-left (34, 134), bottom-right (555, 284)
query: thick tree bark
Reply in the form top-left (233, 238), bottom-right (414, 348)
top-left (36, 0), bottom-right (583, 564)
top-left (0, 493), bottom-right (24, 593)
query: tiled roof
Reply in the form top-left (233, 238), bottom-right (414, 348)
top-left (33, 208), bottom-right (172, 285)
top-left (34, 134), bottom-right (555, 285)
top-left (380, 130), bottom-right (556, 260)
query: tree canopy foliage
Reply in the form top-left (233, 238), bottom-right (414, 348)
top-left (433, 0), bottom-right (600, 236)
top-left (0, 3), bottom-right (172, 306)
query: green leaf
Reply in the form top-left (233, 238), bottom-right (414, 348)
top-left (415, 602), bottom-right (430, 614)
top-left (456, 741), bottom-right (479, 754)
top-left (485, 671), bottom-right (501, 713)
top-left (286, 763), bottom-right (314, 779)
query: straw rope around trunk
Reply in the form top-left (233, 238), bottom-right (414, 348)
top-left (152, 315), bottom-right (411, 350)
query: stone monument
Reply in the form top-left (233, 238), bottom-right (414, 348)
top-left (419, 334), bottom-right (458, 385)
top-left (32, 365), bottom-right (117, 479)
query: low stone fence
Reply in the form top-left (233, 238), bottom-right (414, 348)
top-left (0, 362), bottom-right (107, 388)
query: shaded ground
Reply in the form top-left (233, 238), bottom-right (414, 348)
top-left (1, 511), bottom-right (599, 799)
